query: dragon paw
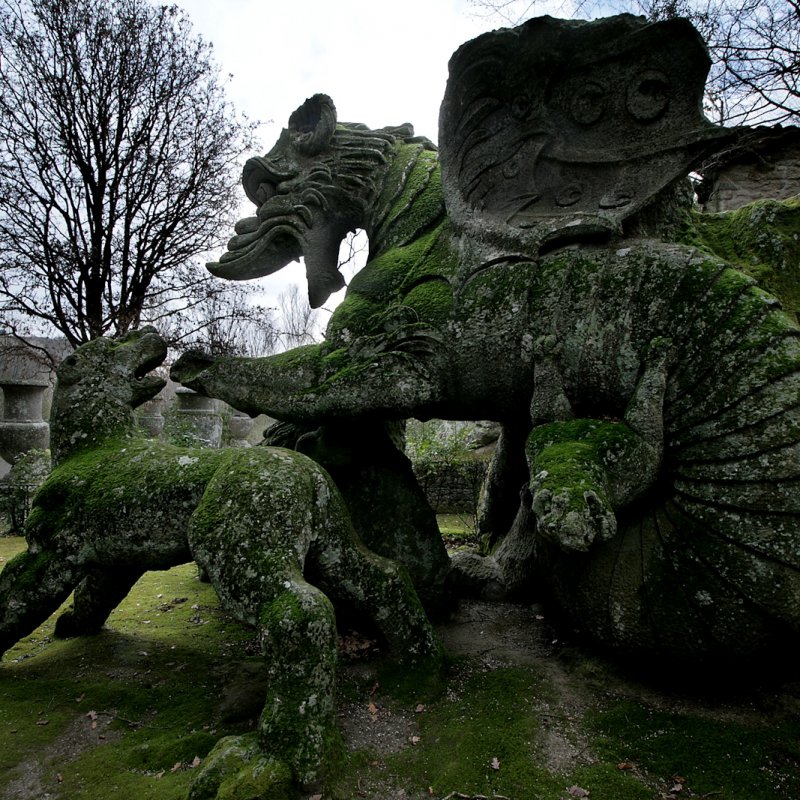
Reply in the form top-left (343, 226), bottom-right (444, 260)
top-left (169, 350), bottom-right (216, 389)
top-left (532, 487), bottom-right (617, 553)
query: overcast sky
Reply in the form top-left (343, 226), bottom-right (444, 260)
top-left (171, 0), bottom-right (564, 315)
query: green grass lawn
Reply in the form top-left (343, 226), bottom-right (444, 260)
top-left (2, 533), bottom-right (800, 800)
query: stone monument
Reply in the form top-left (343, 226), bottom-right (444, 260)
top-left (173, 14), bottom-right (800, 666)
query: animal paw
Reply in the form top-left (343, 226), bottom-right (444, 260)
top-left (187, 734), bottom-right (293, 800)
top-left (169, 350), bottom-right (216, 390)
top-left (532, 487), bottom-right (616, 553)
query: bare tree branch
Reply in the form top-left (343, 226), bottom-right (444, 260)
top-left (0, 0), bottom-right (260, 345)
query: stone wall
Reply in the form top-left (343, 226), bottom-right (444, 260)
top-left (412, 456), bottom-right (488, 514)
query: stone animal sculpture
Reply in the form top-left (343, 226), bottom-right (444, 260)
top-left (0, 327), bottom-right (442, 793)
top-left (173, 14), bottom-right (800, 664)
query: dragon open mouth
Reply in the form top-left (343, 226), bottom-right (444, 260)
top-left (207, 203), bottom-right (309, 281)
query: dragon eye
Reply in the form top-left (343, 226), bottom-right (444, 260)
top-left (570, 81), bottom-right (607, 126)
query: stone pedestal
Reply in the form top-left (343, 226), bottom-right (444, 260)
top-left (0, 380), bottom-right (50, 466)
top-left (136, 395), bottom-right (166, 438)
top-left (169, 388), bottom-right (222, 448)
top-left (227, 409), bottom-right (254, 447)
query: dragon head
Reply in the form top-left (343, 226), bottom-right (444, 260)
top-left (210, 95), bottom-right (377, 308)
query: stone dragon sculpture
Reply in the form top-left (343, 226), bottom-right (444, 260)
top-left (172, 14), bottom-right (800, 665)
top-left (0, 327), bottom-right (442, 792)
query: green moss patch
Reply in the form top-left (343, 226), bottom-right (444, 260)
top-left (588, 698), bottom-right (800, 799)
top-left (687, 199), bottom-right (800, 322)
top-left (4, 536), bottom-right (800, 800)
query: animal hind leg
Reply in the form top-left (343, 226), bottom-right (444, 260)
top-left (311, 527), bottom-right (444, 667)
top-left (0, 549), bottom-right (81, 658)
top-left (54, 565), bottom-right (144, 638)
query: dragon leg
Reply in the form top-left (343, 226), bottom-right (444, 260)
top-left (529, 338), bottom-right (670, 553)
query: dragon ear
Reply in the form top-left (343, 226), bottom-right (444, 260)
top-left (288, 94), bottom-right (337, 155)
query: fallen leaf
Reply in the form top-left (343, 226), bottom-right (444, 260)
top-left (309, 795), bottom-right (322, 800)
top-left (409, 735), bottom-right (421, 745)
top-left (617, 762), bottom-right (634, 770)
top-left (36, 719), bottom-right (49, 726)
top-left (56, 774), bottom-right (63, 783)
top-left (190, 756), bottom-right (202, 768)
top-left (154, 770), bottom-right (165, 780)
top-left (670, 784), bottom-right (683, 793)
top-left (367, 702), bottom-right (379, 716)
top-left (415, 704), bottom-right (425, 713)
top-left (491, 756), bottom-right (500, 770)
top-left (567, 786), bottom-right (590, 798)
top-left (75, 693), bottom-right (85, 703)
top-left (170, 761), bottom-right (182, 773)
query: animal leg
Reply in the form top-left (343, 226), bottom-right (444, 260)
top-left (311, 532), bottom-right (444, 667)
top-left (623, 336), bottom-right (672, 462)
top-left (256, 578), bottom-right (338, 786)
top-left (531, 334), bottom-right (574, 426)
top-left (54, 565), bottom-right (144, 638)
top-left (0, 549), bottom-right (81, 658)
top-left (528, 338), bottom-right (672, 553)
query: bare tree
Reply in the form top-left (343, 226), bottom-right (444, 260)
top-left (162, 286), bottom-right (281, 358)
top-left (276, 284), bottom-right (322, 350)
top-left (0, 0), bottom-right (259, 346)
top-left (467, 0), bottom-right (800, 126)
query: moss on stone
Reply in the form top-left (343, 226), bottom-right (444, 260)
top-left (188, 734), bottom-right (295, 800)
top-left (400, 279), bottom-right (453, 327)
top-left (526, 419), bottom-right (643, 514)
top-left (686, 199), bottom-right (800, 323)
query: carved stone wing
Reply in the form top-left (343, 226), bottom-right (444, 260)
top-left (438, 14), bottom-right (733, 249)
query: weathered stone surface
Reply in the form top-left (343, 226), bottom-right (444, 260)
top-left (171, 15), bottom-right (800, 666)
top-left (0, 328), bottom-right (443, 795)
top-left (264, 419), bottom-right (451, 611)
top-left (699, 126), bottom-right (800, 212)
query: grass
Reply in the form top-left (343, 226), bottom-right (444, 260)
top-left (2, 533), bottom-right (800, 800)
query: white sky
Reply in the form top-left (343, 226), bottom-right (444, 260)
top-left (170, 0), bottom-right (517, 316)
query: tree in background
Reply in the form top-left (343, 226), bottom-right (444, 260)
top-left (468, 0), bottom-right (800, 126)
top-left (0, 0), bottom-right (259, 346)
